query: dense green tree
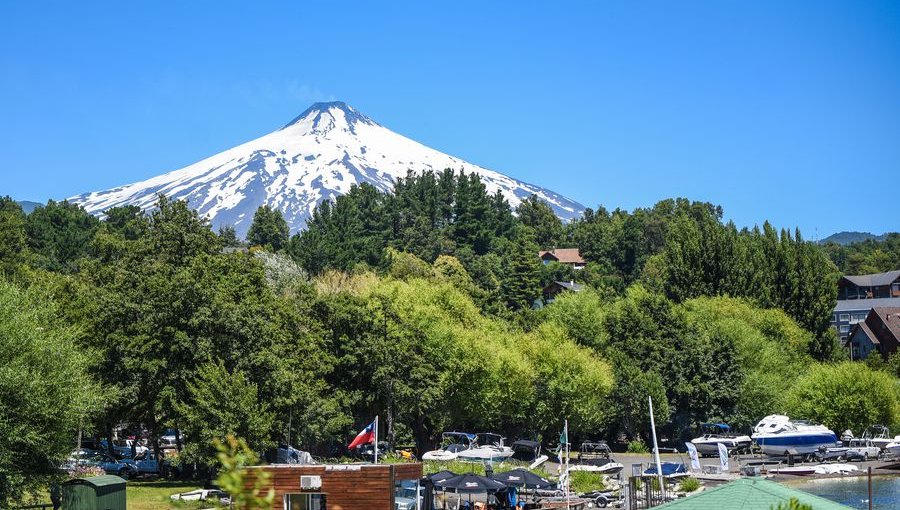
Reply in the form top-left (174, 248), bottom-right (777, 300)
top-left (218, 225), bottom-right (243, 248)
top-left (246, 205), bottom-right (290, 251)
top-left (24, 200), bottom-right (100, 272)
top-left (0, 279), bottom-right (102, 505)
top-left (602, 286), bottom-right (742, 436)
top-left (540, 287), bottom-right (607, 350)
top-left (784, 362), bottom-right (900, 434)
top-left (497, 226), bottom-right (543, 311)
top-left (74, 196), bottom-right (334, 462)
top-left (103, 205), bottom-right (147, 240)
top-left (517, 195), bottom-right (565, 249)
top-left (605, 355), bottom-right (670, 442)
top-left (0, 197), bottom-right (28, 276)
top-left (175, 361), bottom-right (275, 471)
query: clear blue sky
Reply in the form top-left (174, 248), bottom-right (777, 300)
top-left (2, 1), bottom-right (898, 237)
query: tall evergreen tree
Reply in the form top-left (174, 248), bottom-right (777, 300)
top-left (246, 205), bottom-right (290, 251)
top-left (516, 195), bottom-right (564, 249)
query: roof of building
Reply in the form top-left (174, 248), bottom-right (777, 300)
top-left (654, 478), bottom-right (853, 510)
top-left (839, 269), bottom-right (900, 288)
top-left (846, 320), bottom-right (879, 346)
top-left (554, 281), bottom-right (584, 291)
top-left (63, 475), bottom-right (126, 488)
top-left (538, 248), bottom-right (585, 264)
top-left (872, 306), bottom-right (900, 341)
top-left (834, 296), bottom-right (900, 312)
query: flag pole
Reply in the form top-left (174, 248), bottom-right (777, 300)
top-left (649, 397), bottom-right (664, 494)
top-left (374, 416), bottom-right (379, 465)
top-left (565, 419), bottom-right (570, 510)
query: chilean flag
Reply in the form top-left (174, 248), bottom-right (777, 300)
top-left (348, 419), bottom-right (377, 449)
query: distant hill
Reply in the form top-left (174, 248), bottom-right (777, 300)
top-left (16, 201), bottom-right (42, 214)
top-left (819, 231), bottom-right (887, 245)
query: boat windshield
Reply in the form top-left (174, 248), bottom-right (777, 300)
top-left (475, 433), bottom-right (504, 447)
top-left (441, 432), bottom-right (475, 448)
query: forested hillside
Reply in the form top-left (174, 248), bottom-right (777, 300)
top-left (1, 173), bottom-right (898, 505)
top-left (821, 232), bottom-right (900, 274)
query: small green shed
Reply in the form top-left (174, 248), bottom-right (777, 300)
top-left (62, 475), bottom-right (127, 510)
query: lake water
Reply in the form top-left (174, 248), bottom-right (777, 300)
top-left (786, 475), bottom-right (900, 509)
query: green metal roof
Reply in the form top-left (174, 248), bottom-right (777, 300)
top-left (64, 475), bottom-right (126, 488)
top-left (655, 478), bottom-right (854, 510)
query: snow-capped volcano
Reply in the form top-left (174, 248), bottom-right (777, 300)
top-left (70, 102), bottom-right (586, 236)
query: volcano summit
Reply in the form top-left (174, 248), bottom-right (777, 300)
top-left (71, 102), bottom-right (586, 236)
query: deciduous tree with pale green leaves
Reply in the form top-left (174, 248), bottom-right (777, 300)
top-left (784, 362), bottom-right (900, 434)
top-left (0, 279), bottom-right (102, 506)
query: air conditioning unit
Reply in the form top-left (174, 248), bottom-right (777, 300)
top-left (300, 475), bottom-right (322, 490)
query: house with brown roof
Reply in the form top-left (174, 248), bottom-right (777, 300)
top-left (832, 270), bottom-right (900, 342)
top-left (538, 248), bottom-right (586, 269)
top-left (837, 269), bottom-right (900, 300)
top-left (845, 307), bottom-right (900, 361)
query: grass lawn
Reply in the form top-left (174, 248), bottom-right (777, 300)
top-left (127, 480), bottom-right (222, 510)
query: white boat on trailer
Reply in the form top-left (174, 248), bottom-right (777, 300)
top-left (751, 415), bottom-right (838, 457)
top-left (421, 432), bottom-right (476, 461)
top-left (689, 423), bottom-right (752, 456)
top-left (568, 441), bottom-right (623, 475)
top-left (861, 425), bottom-right (898, 452)
top-left (455, 433), bottom-right (514, 462)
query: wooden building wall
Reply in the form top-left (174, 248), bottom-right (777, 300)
top-left (244, 463), bottom-right (423, 510)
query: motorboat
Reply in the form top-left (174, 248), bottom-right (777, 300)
top-left (814, 445), bottom-right (849, 462)
top-left (770, 466), bottom-right (817, 476)
top-left (510, 439), bottom-right (549, 469)
top-left (568, 442), bottom-right (623, 475)
top-left (861, 425), bottom-right (896, 452)
top-left (751, 415), bottom-right (838, 456)
top-left (689, 423), bottom-right (752, 456)
top-left (421, 432), bottom-right (475, 461)
top-left (642, 462), bottom-right (688, 479)
top-left (455, 433), bottom-right (514, 462)
top-left (771, 464), bottom-right (859, 476)
top-left (885, 438), bottom-right (900, 456)
top-left (814, 463), bottom-right (859, 475)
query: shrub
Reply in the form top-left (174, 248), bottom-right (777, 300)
top-left (569, 471), bottom-right (605, 492)
top-left (627, 439), bottom-right (649, 453)
top-left (679, 477), bottom-right (700, 492)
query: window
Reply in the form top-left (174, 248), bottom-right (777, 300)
top-left (839, 325), bottom-right (850, 333)
top-left (285, 494), bottom-right (326, 510)
top-left (838, 314), bottom-right (850, 322)
top-left (850, 312), bottom-right (868, 323)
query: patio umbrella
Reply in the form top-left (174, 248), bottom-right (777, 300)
top-left (429, 470), bottom-right (458, 483)
top-left (433, 473), bottom-right (507, 492)
top-left (491, 469), bottom-right (553, 489)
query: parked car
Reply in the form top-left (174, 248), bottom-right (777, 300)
top-left (91, 452), bottom-right (138, 478)
top-left (160, 429), bottom-right (179, 448)
top-left (61, 450), bottom-right (137, 478)
top-left (100, 439), bottom-right (149, 459)
top-left (846, 439), bottom-right (880, 461)
top-left (132, 451), bottom-right (164, 474)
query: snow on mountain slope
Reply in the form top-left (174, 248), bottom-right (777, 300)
top-left (70, 102), bottom-right (586, 236)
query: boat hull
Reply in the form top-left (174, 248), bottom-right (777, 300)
top-left (753, 432), bottom-right (838, 456)
top-left (422, 451), bottom-right (459, 461)
top-left (690, 436), bottom-right (752, 456)
top-left (456, 447), bottom-right (514, 462)
top-left (569, 462), bottom-right (623, 475)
